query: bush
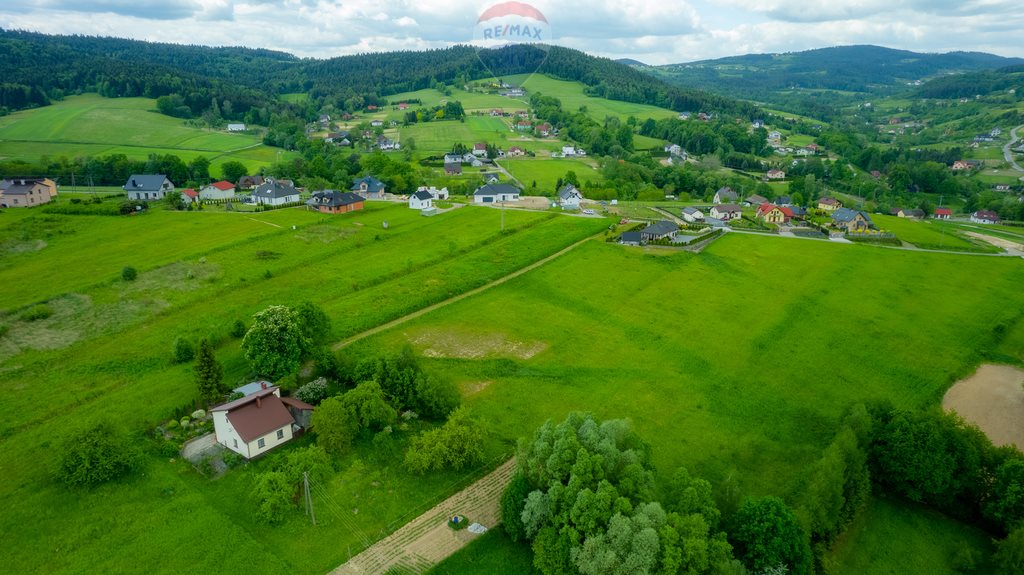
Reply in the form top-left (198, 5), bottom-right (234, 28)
top-left (56, 422), bottom-right (141, 488)
top-left (121, 266), bottom-right (138, 281)
top-left (222, 450), bottom-right (244, 469)
top-left (20, 304), bottom-right (53, 322)
top-left (404, 407), bottom-right (484, 474)
top-left (0, 324), bottom-right (9, 338)
top-left (230, 319), bottom-right (247, 338)
top-left (295, 378), bottom-right (330, 405)
top-left (252, 471), bottom-right (293, 524)
top-left (171, 337), bottom-right (195, 363)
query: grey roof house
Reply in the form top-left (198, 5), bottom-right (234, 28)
top-left (123, 174), bottom-right (174, 201)
top-left (474, 183), bottom-right (521, 203)
top-left (252, 179), bottom-right (300, 206)
top-left (351, 176), bottom-right (387, 200)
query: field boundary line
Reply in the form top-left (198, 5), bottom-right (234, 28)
top-left (333, 230), bottom-right (603, 350)
top-left (245, 216), bottom-right (283, 228)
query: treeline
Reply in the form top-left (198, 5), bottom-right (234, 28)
top-left (639, 117), bottom-right (770, 156)
top-left (915, 70), bottom-right (1024, 99)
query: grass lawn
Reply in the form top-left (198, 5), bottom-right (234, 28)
top-left (872, 214), bottom-right (998, 252)
top-left (0, 94), bottom-right (293, 174)
top-left (500, 157), bottom-right (601, 191)
top-left (427, 527), bottom-right (534, 575)
top-left (388, 87), bottom-right (525, 112)
top-left (505, 74), bottom-right (679, 122)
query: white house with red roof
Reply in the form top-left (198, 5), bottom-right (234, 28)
top-left (473, 143), bottom-right (488, 157)
top-left (199, 180), bottom-right (236, 200)
top-left (934, 207), bottom-right (953, 220)
top-left (508, 146), bottom-right (526, 157)
top-left (180, 188), bottom-right (199, 203)
top-left (211, 386), bottom-right (313, 459)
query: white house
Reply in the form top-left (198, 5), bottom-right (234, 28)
top-left (252, 179), bottom-right (300, 206)
top-left (714, 187), bottom-right (738, 204)
top-left (199, 180), bottom-right (236, 200)
top-left (681, 207), bottom-right (704, 223)
top-left (710, 204), bottom-right (743, 221)
top-left (558, 184), bottom-right (584, 209)
top-left (409, 190), bottom-right (433, 210)
top-left (971, 210), bottom-right (1001, 224)
top-left (562, 146), bottom-right (586, 157)
top-left (226, 123), bottom-right (246, 132)
top-left (123, 174), bottom-right (174, 201)
top-left (418, 186), bottom-right (449, 200)
top-left (474, 183), bottom-right (521, 203)
top-left (444, 153), bottom-right (464, 164)
top-left (473, 143), bottom-right (488, 157)
top-left (212, 387), bottom-right (306, 459)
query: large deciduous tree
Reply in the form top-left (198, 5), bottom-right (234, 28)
top-left (242, 305), bottom-right (305, 380)
top-left (729, 496), bottom-right (811, 575)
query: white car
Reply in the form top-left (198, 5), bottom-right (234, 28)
top-left (583, 209), bottom-right (595, 215)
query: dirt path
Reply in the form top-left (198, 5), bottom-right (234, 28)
top-left (1003, 125), bottom-right (1024, 172)
top-left (943, 364), bottom-right (1024, 450)
top-left (964, 231), bottom-right (1024, 255)
top-left (329, 458), bottom-right (517, 575)
top-left (332, 231), bottom-right (603, 350)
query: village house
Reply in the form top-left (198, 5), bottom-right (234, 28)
top-left (952, 160), bottom-right (981, 171)
top-left (934, 207), bottom-right (953, 220)
top-left (971, 210), bottom-right (1001, 224)
top-left (768, 130), bottom-right (782, 141)
top-left (409, 190), bottom-right (433, 210)
top-left (306, 190), bottom-right (364, 214)
top-left (226, 123), bottom-right (246, 132)
top-left (557, 184), bottom-right (584, 209)
top-left (252, 179), bottom-right (300, 206)
top-left (743, 194), bottom-right (769, 207)
top-left (473, 143), bottom-right (488, 157)
top-left (398, 102), bottom-right (409, 110)
top-left (710, 203), bottom-right (743, 221)
top-left (817, 197), bottom-right (842, 211)
top-left (831, 208), bottom-right (873, 233)
top-left (516, 121), bottom-right (533, 131)
top-left (199, 180), bottom-right (236, 201)
top-left (473, 183), bottom-right (520, 204)
top-left (766, 169), bottom-right (786, 180)
top-left (0, 178), bottom-right (57, 208)
top-left (123, 174), bottom-right (174, 201)
top-left (757, 203), bottom-right (794, 224)
top-left (562, 146), bottom-right (586, 157)
top-left (370, 119), bottom-right (384, 127)
top-left (444, 161), bottom-right (462, 175)
top-left (681, 207), bottom-right (705, 223)
top-left (212, 386), bottom-right (312, 460)
top-left (640, 220), bottom-right (679, 242)
top-left (237, 175), bottom-right (265, 190)
top-left (180, 188), bottom-right (199, 204)
top-left (537, 123), bottom-right (553, 136)
top-left (418, 186), bottom-right (449, 200)
top-left (507, 146), bottom-right (526, 157)
top-left (897, 208), bottom-right (926, 220)
top-left (351, 176), bottom-right (387, 200)
top-left (713, 187), bottom-right (738, 204)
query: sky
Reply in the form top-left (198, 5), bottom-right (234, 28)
top-left (1, 0), bottom-right (1022, 64)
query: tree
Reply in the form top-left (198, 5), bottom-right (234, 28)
top-left (729, 497), bottom-right (811, 575)
top-left (56, 422), bottom-right (140, 488)
top-left (163, 189), bottom-right (185, 210)
top-left (995, 524), bottom-right (1024, 575)
top-left (574, 503), bottom-right (664, 575)
top-left (342, 381), bottom-right (396, 431)
top-left (172, 336), bottom-right (195, 364)
top-left (220, 160), bottom-right (248, 184)
top-left (985, 457), bottom-right (1024, 531)
top-left (311, 395), bottom-right (358, 455)
top-left (189, 156), bottom-right (211, 183)
top-left (242, 305), bottom-right (305, 379)
top-left (121, 266), bottom-right (137, 281)
top-left (295, 377), bottom-right (330, 405)
top-left (413, 373), bottom-right (460, 420)
top-left (404, 407), bottom-right (485, 474)
top-left (295, 301), bottom-right (332, 341)
top-left (194, 338), bottom-right (224, 405)
top-left (252, 471), bottom-right (292, 524)
top-left (502, 472), bottom-right (533, 542)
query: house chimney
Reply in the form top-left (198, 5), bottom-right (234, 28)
top-left (261, 382), bottom-right (267, 390)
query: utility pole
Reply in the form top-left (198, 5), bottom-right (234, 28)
top-left (939, 194), bottom-right (945, 249)
top-left (303, 471), bottom-right (316, 526)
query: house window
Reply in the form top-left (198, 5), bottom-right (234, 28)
top-left (258, 438), bottom-right (266, 449)
top-left (277, 429), bottom-right (284, 440)
top-left (233, 439), bottom-right (238, 449)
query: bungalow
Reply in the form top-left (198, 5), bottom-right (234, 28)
top-left (370, 119), bottom-right (384, 128)
top-left (507, 146), bottom-right (526, 157)
top-left (640, 220), bottom-right (679, 242)
top-left (0, 178), bottom-right (57, 208)
top-left (831, 208), bottom-right (873, 232)
top-left (226, 123), bottom-right (246, 132)
top-left (351, 176), bottom-right (387, 200)
top-left (757, 203), bottom-right (793, 224)
top-left (743, 194), bottom-right (769, 207)
top-left (409, 190), bottom-right (433, 210)
top-left (710, 203), bottom-right (742, 221)
top-left (444, 161), bottom-right (463, 175)
top-left (181, 188), bottom-right (199, 204)
top-left (516, 121), bottom-right (533, 131)
top-left (619, 231), bottom-right (643, 246)
top-left (443, 153), bottom-right (465, 165)
top-left (562, 146), bottom-right (586, 157)
top-left (681, 207), bottom-right (705, 223)
top-left (934, 207), bottom-right (953, 220)
top-left (418, 186), bottom-right (449, 200)
top-left (898, 208), bottom-right (926, 220)
top-left (212, 386), bottom-right (308, 460)
top-left (199, 180), bottom-right (236, 200)
top-left (238, 175), bottom-right (265, 190)
top-left (537, 123), bottom-right (553, 136)
top-left (473, 143), bottom-right (488, 157)
top-left (252, 179), bottom-right (300, 206)
top-left (123, 174), bottom-right (174, 201)
top-left (775, 195), bottom-right (793, 207)
top-left (713, 187), bottom-right (738, 204)
top-left (817, 197), bottom-right (842, 211)
top-left (766, 169), bottom-right (786, 180)
top-left (306, 190), bottom-right (364, 214)
top-left (473, 183), bottom-right (521, 203)
top-left (558, 184), bottom-right (584, 209)
top-left (971, 210), bottom-right (1001, 224)
top-left (768, 130), bottom-right (782, 140)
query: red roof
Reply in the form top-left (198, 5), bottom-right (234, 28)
top-left (182, 188), bottom-right (198, 198)
top-left (756, 203), bottom-right (775, 216)
top-left (210, 180), bottom-right (234, 191)
top-left (280, 396), bottom-right (315, 411)
top-left (935, 208), bottom-right (952, 216)
top-left (474, 143), bottom-right (487, 150)
top-left (779, 206), bottom-right (795, 218)
top-left (213, 388), bottom-right (294, 443)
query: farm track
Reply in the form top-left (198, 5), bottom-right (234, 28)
top-left (1003, 125), bottom-right (1024, 172)
top-left (329, 458), bottom-right (517, 575)
top-left (333, 229), bottom-right (605, 350)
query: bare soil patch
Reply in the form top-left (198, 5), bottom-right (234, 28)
top-left (943, 364), bottom-right (1024, 449)
top-left (460, 380), bottom-right (493, 396)
top-left (507, 196), bottom-right (552, 210)
top-left (410, 328), bottom-right (547, 360)
top-left (964, 231), bottom-right (1024, 253)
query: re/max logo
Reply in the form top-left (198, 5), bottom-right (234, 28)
top-left (481, 24), bottom-right (545, 40)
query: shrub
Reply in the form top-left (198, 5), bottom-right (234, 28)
top-left (230, 319), bottom-right (247, 338)
top-left (0, 324), bottom-right (9, 338)
top-left (222, 450), bottom-right (244, 469)
top-left (171, 337), bottom-right (195, 363)
top-left (121, 266), bottom-right (138, 281)
top-left (295, 378), bottom-right (330, 405)
top-left (20, 304), bottom-right (53, 322)
top-left (252, 471), bottom-right (293, 524)
top-left (56, 422), bottom-right (141, 488)
top-left (404, 407), bottom-right (484, 474)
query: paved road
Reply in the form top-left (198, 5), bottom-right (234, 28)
top-left (1004, 125), bottom-right (1024, 172)
top-left (726, 228), bottom-right (1023, 257)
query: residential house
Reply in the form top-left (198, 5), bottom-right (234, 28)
top-left (418, 186), bottom-right (449, 200)
top-left (377, 136), bottom-right (400, 151)
top-left (0, 178), bottom-right (57, 208)
top-left (482, 174), bottom-right (500, 185)
top-left (507, 146), bottom-right (526, 157)
top-left (743, 194), bottom-right (769, 207)
top-left (952, 160), bottom-right (981, 171)
top-left (351, 176), bottom-right (387, 200)
top-left (398, 102), bottom-right (409, 110)
top-left (934, 207), bottom-right (953, 220)
top-left (238, 175), bottom-right (265, 190)
top-left (713, 187), bottom-right (738, 204)
top-left (226, 123), bottom-right (246, 132)
top-left (443, 153), bottom-right (464, 165)
top-left (490, 109), bottom-right (504, 117)
top-left (516, 121), bottom-right (533, 131)
top-left (325, 131), bottom-right (351, 145)
top-left (640, 220), bottom-right (679, 242)
top-left (123, 174), bottom-right (174, 201)
top-left (831, 208), bottom-right (873, 232)
top-left (679, 112), bottom-right (692, 120)
top-left (898, 208), bottom-right (926, 219)
top-left (444, 162), bottom-right (463, 175)
top-left (409, 190), bottom-right (434, 210)
top-left (971, 210), bottom-right (1001, 224)
top-left (681, 207), bottom-right (704, 223)
top-left (664, 143), bottom-right (683, 156)
top-left (306, 190), bottom-right (364, 214)
top-left (537, 123), bottom-right (553, 136)
top-left (710, 203), bottom-right (742, 221)
top-left (766, 169), bottom-right (786, 180)
top-left (561, 146), bottom-right (586, 157)
top-left (619, 231), bottom-right (643, 246)
top-left (870, 170), bottom-right (883, 179)
top-left (557, 184), bottom-right (584, 209)
top-left (775, 195), bottom-right (793, 207)
top-left (752, 120), bottom-right (765, 129)
top-left (817, 197), bottom-right (842, 211)
top-left (768, 130), bottom-right (782, 141)
top-left (757, 203), bottom-right (793, 224)
top-left (199, 180), bottom-right (236, 201)
top-left (473, 183), bottom-right (521, 203)
top-left (473, 143), bottom-right (488, 157)
top-left (995, 184), bottom-right (1012, 191)
top-left (212, 386), bottom-right (306, 460)
top-left (252, 179), bottom-right (300, 206)
top-left (370, 120), bottom-right (384, 128)
top-left (181, 188), bottom-right (199, 204)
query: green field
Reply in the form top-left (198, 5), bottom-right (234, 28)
top-left (872, 214), bottom-right (997, 252)
top-left (0, 94), bottom-right (295, 174)
top-left (387, 87), bottom-right (524, 112)
top-left (508, 74), bottom-right (679, 122)
top-left (500, 157), bottom-right (601, 191)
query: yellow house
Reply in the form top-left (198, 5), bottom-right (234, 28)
top-left (817, 197), bottom-right (842, 211)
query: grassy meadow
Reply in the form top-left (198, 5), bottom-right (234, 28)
top-left (0, 94), bottom-right (296, 174)
top-left (501, 157), bottom-right (602, 191)
top-left (872, 214), bottom-right (999, 252)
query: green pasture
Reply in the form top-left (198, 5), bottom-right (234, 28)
top-left (279, 93), bottom-right (309, 103)
top-left (500, 157), bottom-right (601, 191)
top-left (872, 214), bottom-right (996, 252)
top-left (428, 527), bottom-right (534, 575)
top-left (387, 87), bottom-right (522, 112)
top-left (504, 74), bottom-right (679, 122)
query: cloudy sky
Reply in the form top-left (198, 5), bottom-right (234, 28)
top-left (1, 0), bottom-right (1022, 64)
